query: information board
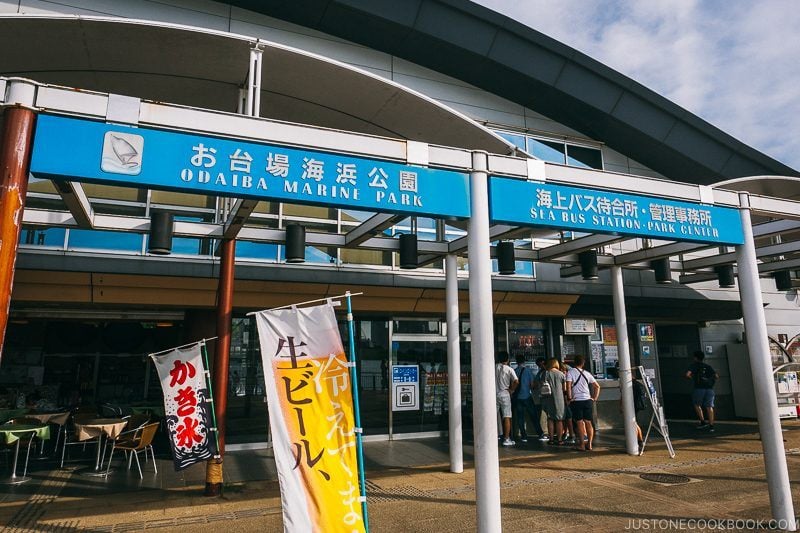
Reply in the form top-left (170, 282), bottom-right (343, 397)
top-left (391, 365), bottom-right (420, 412)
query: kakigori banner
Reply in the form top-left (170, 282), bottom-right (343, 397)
top-left (150, 342), bottom-right (218, 470)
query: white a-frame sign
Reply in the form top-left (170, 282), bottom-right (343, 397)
top-left (638, 366), bottom-right (676, 458)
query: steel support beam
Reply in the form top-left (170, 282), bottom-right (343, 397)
top-left (683, 240), bottom-right (800, 270)
top-left (537, 233), bottom-right (624, 261)
top-left (344, 213), bottom-right (398, 247)
top-left (222, 198), bottom-right (259, 239)
top-left (614, 241), bottom-right (708, 266)
top-left (448, 224), bottom-right (519, 254)
top-left (52, 180), bottom-right (93, 228)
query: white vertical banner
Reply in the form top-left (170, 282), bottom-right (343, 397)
top-left (150, 342), bottom-right (218, 470)
top-left (255, 303), bottom-right (365, 533)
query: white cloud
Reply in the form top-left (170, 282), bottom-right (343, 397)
top-left (474, 0), bottom-right (800, 171)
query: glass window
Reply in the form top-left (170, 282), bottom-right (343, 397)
top-left (282, 203), bottom-right (334, 220)
top-left (527, 138), bottom-right (566, 164)
top-left (27, 177), bottom-right (58, 194)
top-left (393, 319), bottom-right (442, 335)
top-left (150, 189), bottom-right (209, 208)
top-left (226, 317), bottom-right (268, 444)
top-left (21, 226), bottom-right (66, 248)
top-left (567, 145), bottom-right (603, 169)
top-left (507, 321), bottom-right (548, 364)
top-left (353, 320), bottom-right (390, 435)
top-left (340, 248), bottom-right (391, 267)
top-left (84, 183), bottom-right (143, 202)
top-left (236, 241), bottom-right (279, 261)
top-left (68, 229), bottom-right (142, 252)
top-left (279, 245), bottom-right (337, 264)
top-left (496, 131), bottom-right (526, 150)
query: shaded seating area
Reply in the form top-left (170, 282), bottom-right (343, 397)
top-left (105, 422), bottom-right (160, 478)
top-left (0, 417), bottom-right (50, 484)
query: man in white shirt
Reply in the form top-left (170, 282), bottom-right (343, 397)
top-left (496, 351), bottom-right (519, 446)
top-left (566, 354), bottom-right (600, 451)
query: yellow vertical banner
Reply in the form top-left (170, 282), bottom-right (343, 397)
top-left (255, 303), bottom-right (365, 533)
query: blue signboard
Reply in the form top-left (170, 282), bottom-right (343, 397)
top-left (30, 114), bottom-right (470, 219)
top-left (392, 365), bottom-right (419, 383)
top-left (489, 177), bottom-right (744, 245)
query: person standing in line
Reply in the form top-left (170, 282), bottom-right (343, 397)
top-left (560, 361), bottom-right (575, 444)
top-left (531, 357), bottom-right (549, 441)
top-left (541, 358), bottom-right (566, 445)
top-left (512, 354), bottom-right (541, 443)
top-left (686, 350), bottom-right (719, 432)
top-left (566, 354), bottom-right (601, 451)
top-left (496, 351), bottom-right (519, 446)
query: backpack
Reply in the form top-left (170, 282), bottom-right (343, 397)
top-left (632, 379), bottom-right (648, 411)
top-left (539, 377), bottom-right (552, 397)
top-left (697, 363), bottom-right (716, 389)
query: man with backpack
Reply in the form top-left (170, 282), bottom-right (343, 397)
top-left (685, 350), bottom-right (719, 432)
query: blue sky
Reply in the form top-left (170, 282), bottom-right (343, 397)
top-left (475, 0), bottom-right (800, 172)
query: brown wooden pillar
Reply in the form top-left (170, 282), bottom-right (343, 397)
top-left (0, 108), bottom-right (36, 362)
top-left (204, 237), bottom-right (235, 496)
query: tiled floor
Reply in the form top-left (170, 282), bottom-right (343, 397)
top-left (1, 419), bottom-right (797, 532)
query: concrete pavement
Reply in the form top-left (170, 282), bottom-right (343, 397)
top-left (1, 419), bottom-right (798, 532)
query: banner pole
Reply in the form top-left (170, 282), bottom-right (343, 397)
top-left (345, 291), bottom-right (369, 532)
top-left (201, 340), bottom-right (222, 460)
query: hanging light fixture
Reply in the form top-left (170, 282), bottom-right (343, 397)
top-left (496, 241), bottom-right (516, 275)
top-left (579, 250), bottom-right (599, 280)
top-left (715, 264), bottom-right (735, 288)
top-left (285, 224), bottom-right (306, 263)
top-left (148, 211), bottom-right (174, 255)
top-left (774, 270), bottom-right (793, 291)
top-left (399, 233), bottom-right (418, 269)
top-left (651, 258), bottom-right (672, 284)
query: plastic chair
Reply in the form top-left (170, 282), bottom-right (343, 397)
top-left (100, 404), bottom-right (123, 417)
top-left (60, 411), bottom-right (100, 468)
top-left (5, 417), bottom-right (42, 478)
top-left (105, 422), bottom-right (159, 478)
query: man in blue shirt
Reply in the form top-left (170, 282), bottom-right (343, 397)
top-left (513, 354), bottom-right (544, 443)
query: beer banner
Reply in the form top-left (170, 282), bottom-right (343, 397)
top-left (151, 343), bottom-right (218, 470)
top-left (255, 303), bottom-right (365, 533)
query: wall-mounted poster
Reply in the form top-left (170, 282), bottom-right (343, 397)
top-left (639, 324), bottom-right (655, 342)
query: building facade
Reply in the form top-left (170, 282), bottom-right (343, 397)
top-left (1, 1), bottom-right (799, 447)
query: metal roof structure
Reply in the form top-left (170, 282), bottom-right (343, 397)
top-left (5, 77), bottom-right (800, 301)
top-left (221, 0), bottom-right (800, 183)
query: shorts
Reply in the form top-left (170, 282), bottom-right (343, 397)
top-left (692, 388), bottom-right (715, 408)
top-left (571, 399), bottom-right (593, 420)
top-left (497, 391), bottom-right (512, 418)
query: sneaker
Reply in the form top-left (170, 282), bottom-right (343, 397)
top-left (502, 439), bottom-right (515, 446)
top-left (708, 425), bottom-right (715, 433)
top-left (520, 437), bottom-right (528, 443)
top-left (696, 421), bottom-right (708, 429)
top-left (567, 438), bottom-right (576, 445)
top-left (538, 435), bottom-right (550, 442)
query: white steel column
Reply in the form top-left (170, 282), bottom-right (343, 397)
top-left (467, 151), bottom-right (501, 533)
top-left (446, 254), bottom-right (464, 474)
top-left (611, 266), bottom-right (638, 455)
top-left (735, 193), bottom-right (796, 531)
top-left (245, 48), bottom-right (256, 116)
top-left (252, 45), bottom-right (263, 117)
